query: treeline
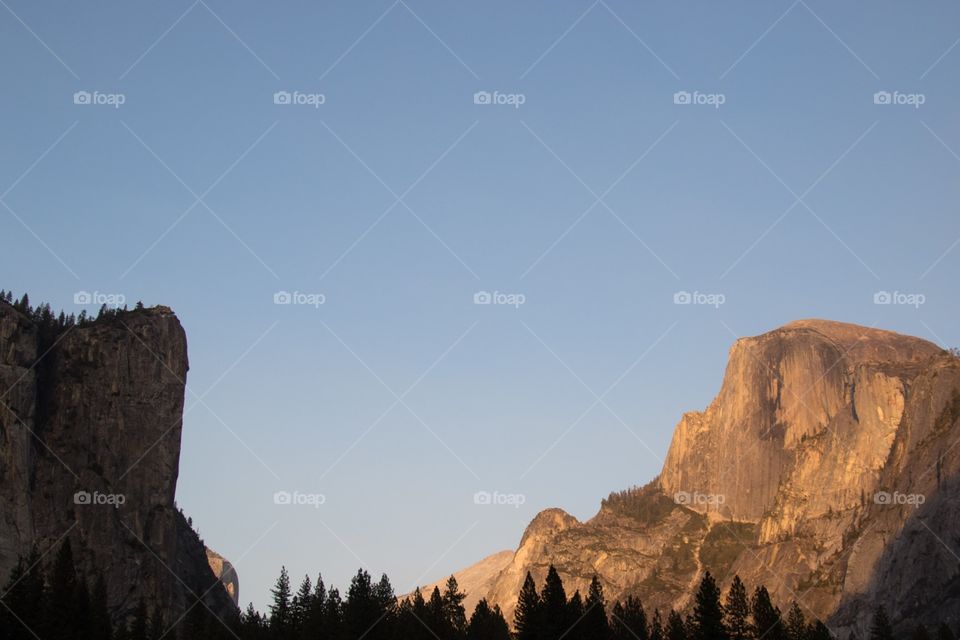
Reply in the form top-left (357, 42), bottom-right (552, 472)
top-left (2, 543), bottom-right (958, 640)
top-left (0, 539), bottom-right (230, 640)
top-left (242, 564), bottom-right (959, 640)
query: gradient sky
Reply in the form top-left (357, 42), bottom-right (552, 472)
top-left (2, 0), bottom-right (959, 613)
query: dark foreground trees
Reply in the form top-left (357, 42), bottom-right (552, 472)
top-left (3, 543), bottom-right (946, 640)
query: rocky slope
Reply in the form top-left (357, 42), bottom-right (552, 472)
top-left (0, 300), bottom-right (236, 623)
top-left (433, 320), bottom-right (960, 636)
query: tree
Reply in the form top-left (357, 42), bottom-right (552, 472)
top-left (514, 572), bottom-right (541, 640)
top-left (869, 607), bottom-right (893, 640)
top-left (691, 572), bottom-right (727, 640)
top-left (442, 575), bottom-right (467, 636)
top-left (291, 574), bottom-right (313, 633)
top-left (269, 566), bottom-right (292, 635)
top-left (751, 587), bottom-right (785, 640)
top-left (725, 576), bottom-right (751, 640)
top-left (344, 569), bottom-right (382, 640)
top-left (541, 566), bottom-right (569, 640)
top-left (568, 591), bottom-right (585, 640)
top-left (129, 598), bottom-right (149, 640)
top-left (667, 610), bottom-right (688, 640)
top-left (938, 625), bottom-right (957, 640)
top-left (611, 596), bottom-right (649, 640)
top-left (89, 575), bottom-right (113, 640)
top-left (583, 576), bottom-right (611, 640)
top-left (808, 620), bottom-right (832, 640)
top-left (785, 603), bottom-right (807, 640)
top-left (466, 599), bottom-right (511, 640)
top-left (651, 609), bottom-right (665, 640)
top-left (48, 539), bottom-right (81, 640)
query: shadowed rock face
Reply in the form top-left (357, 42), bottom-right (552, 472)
top-left (433, 320), bottom-right (959, 636)
top-left (0, 301), bottom-right (236, 623)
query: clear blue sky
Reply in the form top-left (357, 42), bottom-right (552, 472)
top-left (2, 0), bottom-right (959, 612)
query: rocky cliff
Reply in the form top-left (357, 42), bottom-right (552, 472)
top-left (0, 299), bottom-right (236, 623)
top-left (434, 320), bottom-right (960, 636)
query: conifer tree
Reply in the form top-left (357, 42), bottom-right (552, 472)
top-left (568, 591), bottom-right (585, 640)
top-left (692, 572), bottom-right (727, 640)
top-left (515, 572), bottom-right (541, 640)
top-left (442, 575), bottom-right (468, 636)
top-left (938, 624), bottom-right (957, 640)
top-left (291, 574), bottom-right (312, 633)
top-left (541, 565), bottom-right (569, 640)
top-left (129, 598), bottom-right (149, 640)
top-left (269, 566), bottom-right (293, 635)
top-left (751, 587), bottom-right (785, 640)
top-left (725, 576), bottom-right (751, 640)
top-left (583, 576), bottom-right (611, 640)
top-left (90, 575), bottom-right (113, 640)
top-left (344, 569), bottom-right (380, 640)
top-left (807, 620), bottom-right (832, 640)
top-left (785, 602), bottom-right (807, 640)
top-left (645, 609), bottom-right (662, 640)
top-left (667, 610), bottom-right (688, 640)
top-left (466, 599), bottom-right (511, 640)
top-left (612, 596), bottom-right (649, 640)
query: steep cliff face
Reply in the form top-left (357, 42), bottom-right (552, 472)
top-left (0, 300), bottom-right (235, 622)
top-left (437, 320), bottom-right (959, 635)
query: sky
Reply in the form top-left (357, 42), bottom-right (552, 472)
top-left (2, 0), bottom-right (959, 613)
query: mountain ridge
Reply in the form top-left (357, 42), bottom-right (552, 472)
top-left (418, 319), bottom-right (959, 636)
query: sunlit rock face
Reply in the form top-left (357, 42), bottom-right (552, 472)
top-left (207, 547), bottom-right (240, 606)
top-left (435, 320), bottom-right (959, 636)
top-left (0, 301), bottom-right (236, 623)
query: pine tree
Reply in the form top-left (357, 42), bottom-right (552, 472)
top-left (291, 574), bottom-right (312, 633)
top-left (808, 620), bottom-right (833, 640)
top-left (466, 599), bottom-right (511, 640)
top-left (344, 569), bottom-right (380, 640)
top-left (583, 576), bottom-right (611, 640)
top-left (442, 575), bottom-right (467, 636)
top-left (911, 626), bottom-right (932, 640)
top-left (647, 609), bottom-right (665, 640)
top-left (725, 576), bottom-right (751, 640)
top-left (514, 572), bottom-right (541, 640)
top-left (611, 596), bottom-right (649, 640)
top-left (751, 587), bottom-right (785, 640)
top-left (541, 565), bottom-right (569, 640)
top-left (785, 603), bottom-right (807, 640)
top-left (692, 572), bottom-right (727, 640)
top-left (667, 610), bottom-right (688, 640)
top-left (269, 566), bottom-right (292, 635)
top-left (938, 625), bottom-right (957, 640)
top-left (568, 591), bottom-right (586, 640)
top-left (302, 574), bottom-right (326, 639)
top-left (869, 607), bottom-right (893, 640)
